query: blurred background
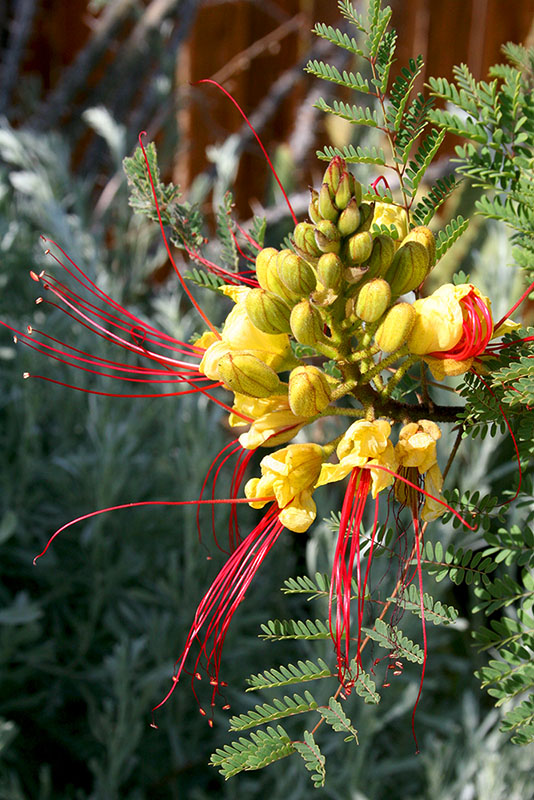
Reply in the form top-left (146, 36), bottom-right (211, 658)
top-left (1, 1), bottom-right (534, 798)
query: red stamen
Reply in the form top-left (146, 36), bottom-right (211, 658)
top-left (410, 515), bottom-right (426, 754)
top-left (138, 133), bottom-right (220, 337)
top-left (196, 80), bottom-right (298, 226)
top-left (370, 175), bottom-right (390, 193)
top-left (493, 277), bottom-right (534, 332)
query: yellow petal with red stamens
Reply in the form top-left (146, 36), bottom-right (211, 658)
top-left (408, 284), bottom-right (491, 356)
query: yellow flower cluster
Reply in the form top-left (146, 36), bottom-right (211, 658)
top-left (243, 419), bottom-right (445, 532)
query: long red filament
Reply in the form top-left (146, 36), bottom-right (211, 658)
top-left (493, 276), bottom-right (534, 332)
top-left (138, 133), bottom-right (220, 337)
top-left (410, 515), bottom-right (426, 754)
top-left (196, 79), bottom-right (298, 226)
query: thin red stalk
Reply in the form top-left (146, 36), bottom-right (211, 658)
top-left (33, 495), bottom-right (276, 564)
top-left (196, 79), bottom-right (298, 226)
top-left (138, 133), bottom-right (220, 337)
top-left (411, 515), bottom-right (426, 754)
top-left (493, 276), bottom-right (534, 331)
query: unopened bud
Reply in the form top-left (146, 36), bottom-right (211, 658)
top-left (316, 252), bottom-right (343, 292)
top-left (245, 288), bottom-right (291, 334)
top-left (334, 171), bottom-right (352, 210)
top-left (290, 300), bottom-right (324, 346)
top-left (314, 220), bottom-right (341, 254)
top-left (288, 365), bottom-right (332, 417)
top-left (322, 156), bottom-right (344, 195)
top-left (217, 352), bottom-right (281, 398)
top-left (365, 234), bottom-right (397, 280)
top-left (255, 247), bottom-right (279, 290)
top-left (337, 198), bottom-right (361, 237)
top-left (318, 182), bottom-right (339, 221)
top-left (355, 278), bottom-right (392, 322)
top-left (356, 202), bottom-right (374, 232)
top-left (348, 174), bottom-right (363, 206)
top-left (403, 226), bottom-right (436, 268)
top-left (374, 303), bottom-right (416, 353)
top-left (294, 222), bottom-right (322, 259)
top-left (308, 189), bottom-right (321, 224)
top-left (385, 240), bottom-right (430, 296)
top-left (277, 249), bottom-right (316, 296)
top-left (345, 231), bottom-right (373, 264)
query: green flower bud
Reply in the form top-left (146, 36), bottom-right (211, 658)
top-left (316, 252), bottom-right (343, 292)
top-left (318, 182), bottom-right (339, 221)
top-left (314, 219), bottom-right (341, 254)
top-left (245, 288), bottom-right (292, 334)
top-left (403, 226), bottom-right (436, 268)
top-left (385, 240), bottom-right (430, 296)
top-left (374, 303), bottom-right (416, 353)
top-left (277, 249), bottom-right (316, 296)
top-left (294, 222), bottom-right (322, 259)
top-left (348, 174), bottom-right (363, 207)
top-left (365, 234), bottom-right (397, 280)
top-left (322, 156), bottom-right (344, 195)
top-left (334, 171), bottom-right (352, 211)
top-left (345, 231), bottom-right (373, 264)
top-left (337, 198), bottom-right (361, 237)
top-left (355, 278), bottom-right (392, 322)
top-left (308, 189), bottom-right (321, 224)
top-left (356, 202), bottom-right (374, 232)
top-left (288, 365), bottom-right (332, 417)
top-left (255, 247), bottom-right (279, 290)
top-left (217, 352), bottom-right (282, 398)
top-left (290, 299), bottom-right (324, 346)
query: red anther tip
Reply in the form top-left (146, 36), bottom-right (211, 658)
top-left (172, 675), bottom-right (179, 683)
top-left (23, 372), bottom-right (30, 379)
top-left (13, 336), bottom-right (17, 343)
top-left (383, 682), bottom-right (390, 687)
top-left (36, 297), bottom-right (43, 304)
top-left (30, 270), bottom-right (40, 281)
top-left (206, 555), bottom-right (212, 560)
top-left (27, 325), bottom-right (32, 334)
top-left (220, 681), bottom-right (228, 687)
top-left (199, 708), bottom-right (207, 717)
top-left (208, 719), bottom-right (213, 728)
top-left (209, 679), bottom-right (218, 686)
top-left (222, 704), bottom-right (231, 711)
top-left (195, 672), bottom-right (202, 681)
top-left (149, 722), bottom-right (158, 729)
top-left (32, 556), bottom-right (39, 566)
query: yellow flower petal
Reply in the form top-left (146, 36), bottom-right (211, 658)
top-left (421, 463), bottom-right (445, 521)
top-left (278, 491), bottom-right (317, 533)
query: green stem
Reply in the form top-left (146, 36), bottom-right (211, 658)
top-left (381, 355), bottom-right (418, 397)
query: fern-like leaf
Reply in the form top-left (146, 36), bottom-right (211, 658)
top-left (229, 691), bottom-right (319, 731)
top-left (361, 618), bottom-right (424, 663)
top-left (293, 731), bottom-right (326, 788)
top-left (246, 659), bottom-right (333, 691)
top-left (389, 584), bottom-right (459, 625)
top-left (435, 215), bottom-right (469, 260)
top-left (259, 618), bottom-right (330, 641)
top-left (318, 697), bottom-right (358, 742)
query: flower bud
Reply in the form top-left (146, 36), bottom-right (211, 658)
top-left (217, 352), bottom-right (281, 398)
top-left (334, 171), bottom-right (352, 210)
top-left (374, 303), bottom-right (416, 353)
top-left (288, 365), bottom-right (332, 417)
top-left (277, 249), bottom-right (316, 296)
top-left (316, 252), bottom-right (343, 292)
top-left (245, 288), bottom-right (292, 334)
top-left (314, 219), bottom-right (341, 254)
top-left (355, 278), bottom-right (392, 322)
top-left (255, 247), bottom-right (279, 290)
top-left (345, 231), bottom-right (373, 264)
top-left (337, 198), bottom-right (361, 237)
top-left (308, 189), bottom-right (321, 224)
top-left (322, 156), bottom-right (344, 195)
top-left (290, 299), bottom-right (324, 345)
top-left (348, 174), bottom-right (363, 207)
top-left (318, 182), bottom-right (339, 221)
top-left (294, 222), bottom-right (322, 259)
top-left (356, 202), bottom-right (374, 232)
top-left (365, 234), bottom-right (397, 280)
top-left (385, 240), bottom-right (430, 296)
top-left (403, 226), bottom-right (436, 268)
